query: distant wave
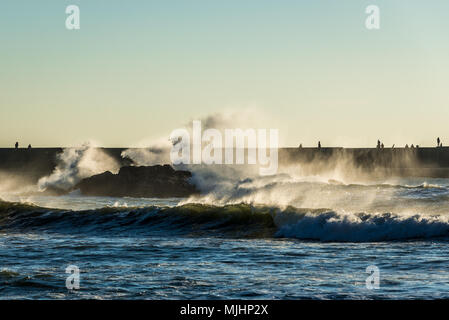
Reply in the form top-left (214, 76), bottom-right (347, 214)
top-left (340, 182), bottom-right (445, 190)
top-left (1, 200), bottom-right (449, 242)
top-left (405, 182), bottom-right (445, 189)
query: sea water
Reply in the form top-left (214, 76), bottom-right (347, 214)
top-left (1, 177), bottom-right (449, 299)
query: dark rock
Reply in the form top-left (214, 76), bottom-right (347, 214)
top-left (74, 165), bottom-right (198, 198)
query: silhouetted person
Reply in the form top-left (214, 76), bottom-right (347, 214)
top-left (318, 141), bottom-right (321, 149)
top-left (377, 140), bottom-right (381, 149)
top-left (411, 144), bottom-right (415, 149)
top-left (28, 144), bottom-right (32, 149)
top-left (392, 144), bottom-right (395, 149)
top-left (437, 137), bottom-right (440, 147)
top-left (15, 141), bottom-right (18, 149)
top-left (299, 144), bottom-right (303, 149)
top-left (405, 144), bottom-right (409, 149)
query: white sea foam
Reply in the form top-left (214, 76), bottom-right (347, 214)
top-left (37, 143), bottom-right (119, 191)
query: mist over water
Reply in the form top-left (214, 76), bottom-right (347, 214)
top-left (2, 159), bottom-right (449, 299)
top-left (1, 112), bottom-right (449, 299)
top-left (37, 144), bottom-right (120, 192)
top-left (2, 116), bottom-right (449, 244)
top-left (3, 159), bottom-right (449, 243)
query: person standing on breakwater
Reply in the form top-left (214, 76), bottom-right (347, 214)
top-left (318, 141), bottom-right (321, 149)
top-left (437, 137), bottom-right (441, 147)
top-left (15, 141), bottom-right (18, 149)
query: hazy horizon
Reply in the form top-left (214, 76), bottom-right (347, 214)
top-left (1, 1), bottom-right (449, 148)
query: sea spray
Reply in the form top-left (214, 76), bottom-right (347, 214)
top-left (37, 144), bottom-right (120, 192)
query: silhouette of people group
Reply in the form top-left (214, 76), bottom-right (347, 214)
top-left (14, 141), bottom-right (32, 149)
top-left (377, 140), bottom-right (385, 149)
top-left (298, 138), bottom-right (443, 149)
top-left (376, 138), bottom-right (440, 149)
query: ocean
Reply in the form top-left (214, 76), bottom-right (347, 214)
top-left (1, 176), bottom-right (449, 299)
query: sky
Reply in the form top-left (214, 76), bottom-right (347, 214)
top-left (1, 0), bottom-right (449, 148)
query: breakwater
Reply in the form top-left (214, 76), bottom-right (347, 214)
top-left (1, 147), bottom-right (449, 182)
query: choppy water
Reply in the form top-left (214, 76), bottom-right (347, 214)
top-left (1, 177), bottom-right (449, 299)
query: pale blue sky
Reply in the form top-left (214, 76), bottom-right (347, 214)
top-left (1, 1), bottom-right (449, 147)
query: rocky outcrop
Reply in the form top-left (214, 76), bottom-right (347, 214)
top-left (75, 165), bottom-right (198, 198)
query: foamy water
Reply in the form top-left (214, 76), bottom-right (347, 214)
top-left (1, 176), bottom-right (449, 299)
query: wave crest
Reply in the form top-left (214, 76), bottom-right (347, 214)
top-left (274, 210), bottom-right (449, 242)
top-left (1, 200), bottom-right (448, 242)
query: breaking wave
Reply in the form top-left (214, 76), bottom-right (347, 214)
top-left (1, 200), bottom-right (448, 242)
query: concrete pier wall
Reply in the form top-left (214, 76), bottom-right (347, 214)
top-left (1, 147), bottom-right (449, 182)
